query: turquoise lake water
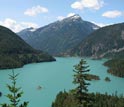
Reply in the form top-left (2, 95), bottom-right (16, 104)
top-left (0, 57), bottom-right (124, 107)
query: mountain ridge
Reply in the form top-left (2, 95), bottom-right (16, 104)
top-left (69, 22), bottom-right (124, 58)
top-left (18, 14), bottom-right (99, 56)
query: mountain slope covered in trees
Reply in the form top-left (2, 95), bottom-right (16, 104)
top-left (0, 25), bottom-right (55, 69)
top-left (70, 23), bottom-right (124, 58)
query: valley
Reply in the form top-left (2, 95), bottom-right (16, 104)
top-left (0, 2), bottom-right (124, 106)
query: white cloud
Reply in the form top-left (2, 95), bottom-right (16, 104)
top-left (0, 18), bottom-right (39, 32)
top-left (71, 1), bottom-right (83, 10)
top-left (102, 10), bottom-right (122, 18)
top-left (24, 5), bottom-right (48, 16)
top-left (71, 0), bottom-right (104, 10)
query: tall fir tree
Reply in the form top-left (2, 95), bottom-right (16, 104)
top-left (73, 59), bottom-right (92, 107)
top-left (1, 69), bottom-right (29, 107)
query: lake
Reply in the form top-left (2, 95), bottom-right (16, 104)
top-left (0, 57), bottom-right (124, 107)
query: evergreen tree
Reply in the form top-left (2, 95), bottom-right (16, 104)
top-left (1, 70), bottom-right (29, 107)
top-left (73, 59), bottom-right (92, 107)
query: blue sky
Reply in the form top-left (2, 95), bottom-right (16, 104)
top-left (0, 0), bottom-right (124, 32)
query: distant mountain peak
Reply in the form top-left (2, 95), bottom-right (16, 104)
top-left (69, 14), bottom-right (81, 20)
top-left (18, 15), bottom-right (99, 56)
top-left (67, 14), bottom-right (82, 21)
top-left (57, 14), bottom-right (82, 23)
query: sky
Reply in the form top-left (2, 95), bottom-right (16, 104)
top-left (0, 0), bottom-right (124, 32)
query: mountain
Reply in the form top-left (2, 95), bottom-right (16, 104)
top-left (18, 14), bottom-right (99, 56)
top-left (70, 23), bottom-right (124, 58)
top-left (0, 25), bottom-right (55, 69)
top-left (18, 27), bottom-right (36, 41)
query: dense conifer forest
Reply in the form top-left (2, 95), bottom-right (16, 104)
top-left (104, 59), bottom-right (124, 77)
top-left (0, 25), bottom-right (55, 69)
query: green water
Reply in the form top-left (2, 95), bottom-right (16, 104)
top-left (0, 57), bottom-right (124, 107)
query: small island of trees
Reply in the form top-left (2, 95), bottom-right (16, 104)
top-left (105, 77), bottom-right (111, 82)
top-left (86, 74), bottom-right (100, 81)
